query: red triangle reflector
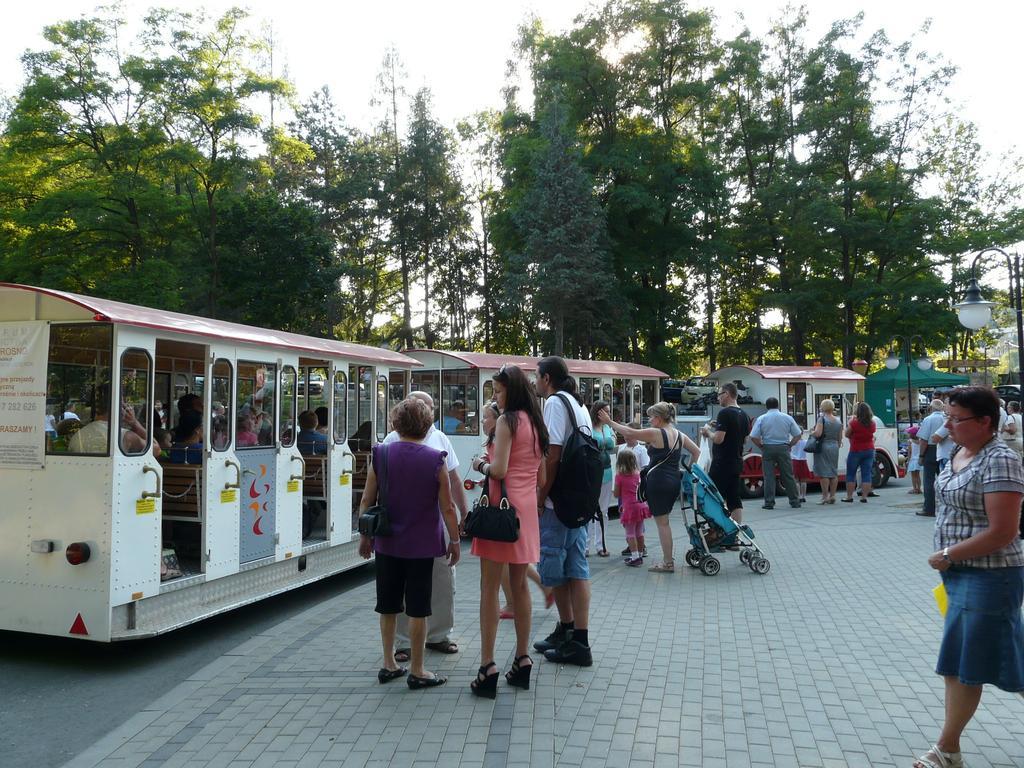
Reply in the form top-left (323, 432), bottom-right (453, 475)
top-left (69, 613), bottom-right (88, 636)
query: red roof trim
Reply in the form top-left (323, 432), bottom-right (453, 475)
top-left (1, 283), bottom-right (421, 367)
top-left (406, 349), bottom-right (668, 378)
top-left (710, 364), bottom-right (863, 381)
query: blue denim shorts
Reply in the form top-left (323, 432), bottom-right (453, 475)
top-left (538, 507), bottom-right (590, 588)
top-left (845, 449), bottom-right (874, 483)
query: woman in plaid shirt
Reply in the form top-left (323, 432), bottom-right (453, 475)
top-left (915, 387), bottom-right (1024, 768)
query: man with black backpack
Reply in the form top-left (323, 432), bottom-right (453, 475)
top-left (533, 356), bottom-right (602, 667)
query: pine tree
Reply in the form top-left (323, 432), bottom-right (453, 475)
top-left (511, 99), bottom-right (618, 356)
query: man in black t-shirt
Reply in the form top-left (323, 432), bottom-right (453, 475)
top-left (700, 382), bottom-right (750, 521)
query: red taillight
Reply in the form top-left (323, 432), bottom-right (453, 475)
top-left (66, 542), bottom-right (91, 565)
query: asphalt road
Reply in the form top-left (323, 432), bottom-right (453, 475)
top-left (0, 565), bottom-right (374, 768)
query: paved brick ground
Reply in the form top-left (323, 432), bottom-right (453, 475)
top-left (67, 486), bottom-right (1024, 768)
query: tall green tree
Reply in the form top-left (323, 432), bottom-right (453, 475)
top-left (141, 6), bottom-right (289, 316)
top-left (510, 99), bottom-right (617, 356)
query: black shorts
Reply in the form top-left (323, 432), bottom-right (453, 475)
top-left (374, 553), bottom-right (435, 617)
top-left (709, 465), bottom-right (743, 512)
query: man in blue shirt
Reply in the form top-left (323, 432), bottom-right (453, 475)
top-left (750, 397), bottom-right (803, 509)
top-left (296, 410), bottom-right (329, 456)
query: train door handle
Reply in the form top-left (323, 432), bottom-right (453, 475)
top-left (224, 458), bottom-right (241, 490)
top-left (141, 465), bottom-right (161, 499)
top-left (289, 454), bottom-right (305, 482)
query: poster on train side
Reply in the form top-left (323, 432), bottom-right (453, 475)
top-left (0, 322), bottom-right (48, 469)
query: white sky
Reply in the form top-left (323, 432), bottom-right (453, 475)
top-left (0, 0), bottom-right (1021, 164)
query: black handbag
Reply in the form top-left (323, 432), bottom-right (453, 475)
top-left (805, 418), bottom-right (823, 454)
top-left (357, 445), bottom-right (392, 537)
top-left (464, 478), bottom-right (520, 542)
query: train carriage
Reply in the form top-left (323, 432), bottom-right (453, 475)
top-left (400, 350), bottom-right (667, 473)
top-left (701, 365), bottom-right (903, 496)
top-left (0, 283), bottom-right (420, 641)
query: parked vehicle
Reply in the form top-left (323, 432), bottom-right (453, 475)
top-left (660, 378), bottom-right (686, 403)
top-left (682, 376), bottom-right (717, 402)
top-left (995, 384), bottom-right (1021, 404)
top-left (298, 372), bottom-right (325, 395)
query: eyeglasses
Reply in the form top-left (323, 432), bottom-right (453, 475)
top-left (945, 414), bottom-right (981, 425)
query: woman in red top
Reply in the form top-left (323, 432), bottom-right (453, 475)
top-left (842, 402), bottom-right (877, 503)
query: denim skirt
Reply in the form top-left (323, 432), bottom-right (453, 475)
top-left (936, 565), bottom-right (1024, 691)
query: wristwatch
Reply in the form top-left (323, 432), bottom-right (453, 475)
top-left (942, 546), bottom-right (952, 564)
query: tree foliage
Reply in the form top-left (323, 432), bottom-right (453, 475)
top-left (0, 2), bottom-right (1021, 373)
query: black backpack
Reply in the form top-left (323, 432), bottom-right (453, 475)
top-left (549, 392), bottom-right (604, 528)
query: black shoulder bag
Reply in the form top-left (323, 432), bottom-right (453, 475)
top-left (804, 417), bottom-right (824, 454)
top-left (464, 476), bottom-right (520, 542)
top-left (358, 445), bottom-right (392, 537)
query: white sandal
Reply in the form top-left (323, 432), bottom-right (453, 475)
top-left (913, 745), bottom-right (964, 768)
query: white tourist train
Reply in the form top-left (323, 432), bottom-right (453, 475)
top-left (0, 283), bottom-right (422, 641)
top-left (0, 285), bottom-right (669, 641)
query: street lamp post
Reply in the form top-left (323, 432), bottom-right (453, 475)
top-left (954, 246), bottom-right (1024, 388)
top-left (884, 335), bottom-right (933, 428)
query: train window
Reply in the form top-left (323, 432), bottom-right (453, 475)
top-left (612, 378), bottom-right (625, 421)
top-left (410, 370), bottom-right (440, 423)
top-left (579, 377), bottom-right (596, 407)
top-left (211, 359), bottom-right (232, 451)
top-left (117, 349), bottom-right (152, 456)
top-left (333, 369), bottom-right (347, 444)
top-left (280, 366), bottom-right (297, 447)
top-left (46, 324), bottom-right (113, 456)
top-left (302, 366), bottom-right (330, 418)
top-left (388, 370), bottom-right (406, 413)
top-left (441, 369), bottom-right (479, 436)
top-left (786, 382), bottom-right (808, 429)
top-left (348, 365), bottom-right (374, 449)
top-left (642, 380), bottom-right (657, 425)
top-left (376, 375), bottom-right (388, 441)
top-left (154, 372), bottom-right (170, 429)
top-left (236, 361), bottom-right (277, 448)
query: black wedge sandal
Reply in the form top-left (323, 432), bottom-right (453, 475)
top-left (505, 655), bottom-right (533, 690)
top-left (377, 666), bottom-right (407, 684)
top-left (470, 662), bottom-right (498, 699)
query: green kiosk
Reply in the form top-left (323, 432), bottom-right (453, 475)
top-left (865, 363), bottom-right (969, 427)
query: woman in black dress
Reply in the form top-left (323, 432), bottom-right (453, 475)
top-left (597, 402), bottom-right (699, 572)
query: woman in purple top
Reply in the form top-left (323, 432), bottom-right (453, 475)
top-left (359, 398), bottom-right (460, 689)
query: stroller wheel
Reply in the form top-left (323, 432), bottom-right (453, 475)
top-left (739, 549), bottom-right (752, 565)
top-left (699, 556), bottom-right (721, 576)
top-left (751, 557), bottom-right (771, 575)
top-left (684, 549), bottom-right (702, 568)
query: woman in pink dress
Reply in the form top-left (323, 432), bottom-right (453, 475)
top-left (468, 364), bottom-right (548, 697)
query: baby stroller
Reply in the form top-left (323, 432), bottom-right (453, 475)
top-left (680, 459), bottom-right (771, 576)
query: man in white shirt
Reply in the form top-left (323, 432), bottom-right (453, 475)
top-left (533, 356), bottom-right (593, 667)
top-left (384, 391), bottom-right (468, 661)
top-left (916, 399), bottom-right (947, 517)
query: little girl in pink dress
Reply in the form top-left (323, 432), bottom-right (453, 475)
top-left (613, 448), bottom-right (652, 567)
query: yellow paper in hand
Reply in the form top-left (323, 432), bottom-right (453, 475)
top-left (933, 583), bottom-right (948, 616)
